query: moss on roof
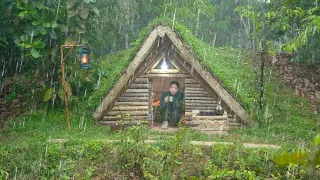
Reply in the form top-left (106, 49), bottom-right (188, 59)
top-left (88, 17), bottom-right (319, 141)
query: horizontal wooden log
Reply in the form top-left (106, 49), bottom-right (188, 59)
top-left (185, 87), bottom-right (206, 91)
top-left (111, 106), bottom-right (149, 111)
top-left (186, 100), bottom-right (217, 104)
top-left (228, 122), bottom-right (241, 127)
top-left (134, 78), bottom-right (148, 83)
top-left (185, 84), bottom-right (201, 88)
top-left (185, 79), bottom-right (197, 84)
top-left (100, 120), bottom-right (149, 125)
top-left (115, 102), bottom-right (148, 106)
top-left (121, 93), bottom-right (149, 97)
top-left (124, 89), bottom-right (148, 93)
top-left (185, 97), bottom-right (215, 100)
top-left (107, 111), bottom-right (148, 116)
top-left (184, 93), bottom-right (212, 97)
top-left (118, 97), bottom-right (148, 102)
top-left (103, 115), bottom-right (148, 121)
top-left (185, 107), bottom-right (216, 110)
top-left (141, 74), bottom-right (191, 78)
top-left (185, 90), bottom-right (211, 94)
top-left (185, 103), bottom-right (217, 107)
top-left (129, 84), bottom-right (148, 89)
top-left (192, 127), bottom-right (229, 131)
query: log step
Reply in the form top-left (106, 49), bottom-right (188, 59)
top-left (129, 84), bottom-right (148, 89)
top-left (103, 115), bottom-right (148, 121)
top-left (100, 120), bottom-right (149, 125)
top-left (121, 93), bottom-right (149, 97)
top-left (107, 111), bottom-right (148, 116)
top-left (118, 97), bottom-right (148, 102)
top-left (125, 89), bottom-right (148, 93)
top-left (111, 106), bottom-right (149, 111)
top-left (115, 102), bottom-right (148, 106)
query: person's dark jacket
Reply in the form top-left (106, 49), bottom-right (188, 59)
top-left (160, 91), bottom-right (185, 112)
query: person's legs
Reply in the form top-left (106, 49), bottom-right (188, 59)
top-left (161, 106), bottom-right (169, 129)
top-left (170, 109), bottom-right (180, 126)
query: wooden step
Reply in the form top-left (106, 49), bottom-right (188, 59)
top-left (100, 120), bottom-right (148, 125)
top-left (125, 89), bottom-right (148, 93)
top-left (115, 102), bottom-right (148, 106)
top-left (103, 115), bottom-right (148, 121)
top-left (118, 97), bottom-right (148, 102)
top-left (111, 106), bottom-right (149, 111)
top-left (107, 111), bottom-right (148, 116)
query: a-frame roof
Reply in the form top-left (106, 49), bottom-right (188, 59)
top-left (94, 25), bottom-right (254, 124)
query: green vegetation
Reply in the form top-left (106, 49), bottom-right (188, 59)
top-left (1, 120), bottom-right (319, 179)
top-left (1, 0), bottom-right (319, 178)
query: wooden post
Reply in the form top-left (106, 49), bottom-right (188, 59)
top-left (148, 78), bottom-right (153, 128)
top-left (60, 46), bottom-right (70, 132)
top-left (60, 44), bottom-right (84, 132)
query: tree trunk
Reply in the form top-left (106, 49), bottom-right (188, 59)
top-left (124, 0), bottom-right (130, 49)
top-left (259, 48), bottom-right (265, 110)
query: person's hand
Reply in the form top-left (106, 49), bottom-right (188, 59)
top-left (164, 96), bottom-right (169, 103)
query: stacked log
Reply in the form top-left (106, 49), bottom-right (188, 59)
top-left (102, 77), bottom-right (149, 123)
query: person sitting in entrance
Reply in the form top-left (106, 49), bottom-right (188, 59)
top-left (160, 81), bottom-right (185, 129)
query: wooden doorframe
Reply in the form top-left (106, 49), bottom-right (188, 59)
top-left (148, 78), bottom-right (153, 127)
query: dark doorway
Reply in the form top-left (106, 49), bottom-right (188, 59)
top-left (151, 77), bottom-right (185, 123)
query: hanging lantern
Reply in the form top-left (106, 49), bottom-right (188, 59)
top-left (80, 46), bottom-right (89, 68)
top-left (161, 57), bottom-right (168, 70)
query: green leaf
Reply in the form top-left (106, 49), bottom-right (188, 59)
top-left (92, 7), bottom-right (99, 16)
top-left (31, 48), bottom-right (40, 58)
top-left (32, 40), bottom-right (45, 49)
top-left (313, 134), bottom-right (320, 147)
top-left (75, 24), bottom-right (86, 34)
top-left (50, 30), bottom-right (57, 40)
top-left (43, 22), bottom-right (51, 28)
top-left (44, 88), bottom-right (54, 102)
top-left (18, 11), bottom-right (27, 18)
top-left (58, 88), bottom-right (64, 101)
top-left (58, 81), bottom-right (73, 101)
top-left (67, 9), bottom-right (78, 18)
top-left (60, 24), bottom-right (68, 33)
top-left (65, 37), bottom-right (77, 45)
top-left (40, 27), bottom-right (47, 35)
top-left (67, 0), bottom-right (76, 9)
top-left (51, 21), bottom-right (58, 28)
top-left (79, 4), bottom-right (90, 19)
top-left (32, 21), bottom-right (40, 26)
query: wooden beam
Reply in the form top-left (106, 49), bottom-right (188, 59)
top-left (134, 78), bottom-right (148, 83)
top-left (100, 120), bottom-right (148, 125)
top-left (107, 111), bottom-right (148, 116)
top-left (121, 93), bottom-right (149, 97)
top-left (125, 89), bottom-right (148, 93)
top-left (111, 106), bottom-right (149, 111)
top-left (118, 97), bottom-right (148, 102)
top-left (103, 116), bottom-right (148, 121)
top-left (141, 73), bottom-right (191, 78)
top-left (115, 102), bottom-right (149, 106)
top-left (129, 84), bottom-right (148, 89)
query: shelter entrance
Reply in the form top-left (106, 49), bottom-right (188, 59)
top-left (150, 77), bottom-right (185, 124)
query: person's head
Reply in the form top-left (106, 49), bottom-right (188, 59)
top-left (169, 81), bottom-right (179, 95)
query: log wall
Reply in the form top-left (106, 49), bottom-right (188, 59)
top-left (103, 77), bottom-right (149, 121)
top-left (184, 77), bottom-right (241, 128)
